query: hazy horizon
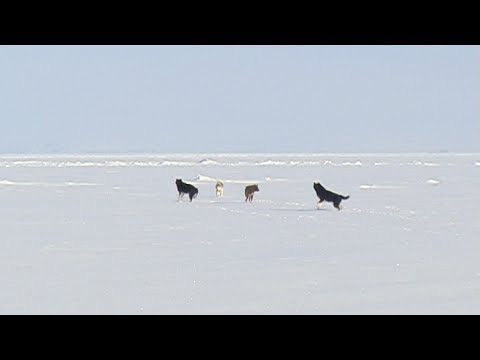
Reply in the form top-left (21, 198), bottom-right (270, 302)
top-left (1, 45), bottom-right (479, 153)
top-left (1, 151), bottom-right (480, 156)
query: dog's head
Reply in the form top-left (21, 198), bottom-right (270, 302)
top-left (313, 182), bottom-right (323, 192)
top-left (176, 178), bottom-right (182, 185)
top-left (253, 184), bottom-right (259, 192)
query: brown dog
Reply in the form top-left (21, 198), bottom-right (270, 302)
top-left (245, 184), bottom-right (259, 202)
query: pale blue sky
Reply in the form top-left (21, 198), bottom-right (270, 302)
top-left (0, 45), bottom-right (478, 153)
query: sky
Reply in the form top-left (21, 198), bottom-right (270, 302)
top-left (0, 45), bottom-right (478, 153)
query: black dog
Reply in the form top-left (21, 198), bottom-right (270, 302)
top-left (313, 182), bottom-right (349, 210)
top-left (175, 179), bottom-right (198, 202)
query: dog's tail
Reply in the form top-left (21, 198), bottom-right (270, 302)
top-left (342, 195), bottom-right (350, 200)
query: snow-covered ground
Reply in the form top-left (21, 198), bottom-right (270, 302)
top-left (1, 153), bottom-right (479, 314)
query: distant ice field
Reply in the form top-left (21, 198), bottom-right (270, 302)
top-left (1, 153), bottom-right (479, 314)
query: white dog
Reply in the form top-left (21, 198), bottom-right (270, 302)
top-left (215, 180), bottom-right (224, 197)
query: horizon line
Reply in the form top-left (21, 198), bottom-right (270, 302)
top-left (1, 151), bottom-right (479, 157)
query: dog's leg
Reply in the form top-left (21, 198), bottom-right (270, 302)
top-left (316, 200), bottom-right (323, 209)
top-left (177, 192), bottom-right (181, 202)
top-left (334, 202), bottom-right (341, 210)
